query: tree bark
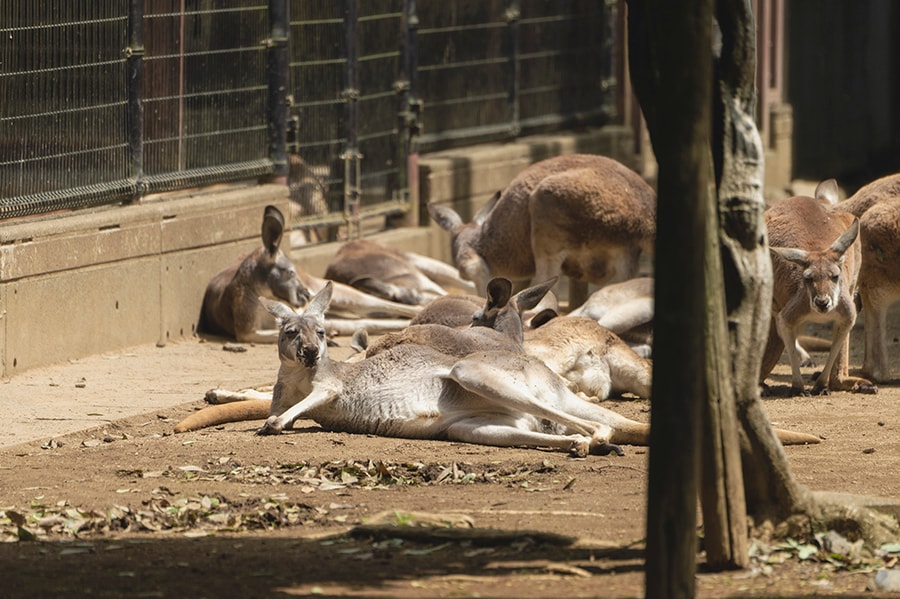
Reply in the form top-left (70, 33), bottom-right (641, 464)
top-left (628, 0), bottom-right (712, 596)
top-left (711, 0), bottom-right (814, 522)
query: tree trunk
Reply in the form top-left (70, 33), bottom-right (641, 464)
top-left (628, 0), bottom-right (712, 596)
top-left (711, 0), bottom-right (814, 523)
top-left (700, 159), bottom-right (750, 568)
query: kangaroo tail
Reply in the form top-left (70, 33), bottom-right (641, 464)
top-left (174, 399), bottom-right (271, 433)
top-left (774, 427), bottom-right (821, 445)
top-left (609, 422), bottom-right (820, 447)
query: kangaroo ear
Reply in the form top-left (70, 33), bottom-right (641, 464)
top-left (305, 281), bottom-right (334, 318)
top-left (473, 190), bottom-right (501, 225)
top-left (814, 179), bottom-right (840, 205)
top-left (485, 278), bottom-right (513, 311)
top-left (829, 218), bottom-right (859, 256)
top-left (260, 296), bottom-right (296, 322)
top-left (512, 277), bottom-right (558, 313)
top-left (428, 203), bottom-right (463, 232)
top-left (770, 246), bottom-right (811, 267)
top-left (261, 205), bottom-right (285, 255)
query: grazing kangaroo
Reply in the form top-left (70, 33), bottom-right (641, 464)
top-left (324, 238), bottom-right (475, 306)
top-left (428, 154), bottom-right (656, 304)
top-left (760, 183), bottom-right (875, 395)
top-left (199, 205), bottom-right (420, 343)
top-left (836, 173), bottom-right (900, 382)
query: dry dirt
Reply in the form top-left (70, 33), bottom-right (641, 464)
top-left (1, 323), bottom-right (899, 598)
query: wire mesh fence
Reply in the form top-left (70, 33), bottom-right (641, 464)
top-left (2, 0), bottom-right (616, 231)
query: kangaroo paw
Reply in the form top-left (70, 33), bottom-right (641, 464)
top-left (591, 442), bottom-right (624, 457)
top-left (256, 416), bottom-right (284, 436)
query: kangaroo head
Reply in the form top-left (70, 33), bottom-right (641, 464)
top-left (471, 277), bottom-right (557, 343)
top-left (262, 282), bottom-right (333, 368)
top-left (771, 219), bottom-right (859, 314)
top-left (428, 201), bottom-right (492, 292)
top-left (257, 205), bottom-right (311, 308)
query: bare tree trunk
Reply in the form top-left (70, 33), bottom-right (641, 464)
top-left (711, 0), bottom-right (814, 522)
top-left (700, 161), bottom-right (750, 568)
top-left (628, 0), bottom-right (711, 595)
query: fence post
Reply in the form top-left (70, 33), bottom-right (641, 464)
top-left (126, 0), bottom-right (145, 201)
top-left (394, 0), bottom-right (421, 227)
top-left (267, 0), bottom-right (291, 180)
top-left (342, 0), bottom-right (362, 237)
top-left (505, 0), bottom-right (521, 137)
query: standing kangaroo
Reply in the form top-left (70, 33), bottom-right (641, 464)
top-left (428, 154), bottom-right (656, 302)
top-left (761, 182), bottom-right (875, 395)
top-left (199, 205), bottom-right (421, 343)
top-left (836, 173), bottom-right (900, 382)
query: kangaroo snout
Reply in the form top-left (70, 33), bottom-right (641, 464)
top-left (298, 344), bottom-right (319, 367)
top-left (813, 295), bottom-right (832, 312)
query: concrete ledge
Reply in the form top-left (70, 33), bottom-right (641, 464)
top-left (1, 184), bottom-right (290, 377)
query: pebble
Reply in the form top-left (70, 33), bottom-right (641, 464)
top-left (868, 569), bottom-right (900, 593)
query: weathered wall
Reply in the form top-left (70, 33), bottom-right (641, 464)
top-left (1, 127), bottom-right (639, 378)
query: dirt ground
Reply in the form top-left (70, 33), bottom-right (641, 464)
top-left (1, 321), bottom-right (899, 598)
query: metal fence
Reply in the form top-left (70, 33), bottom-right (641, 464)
top-left (1, 0), bottom-right (616, 232)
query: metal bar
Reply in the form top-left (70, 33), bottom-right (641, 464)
top-left (343, 0), bottom-right (361, 237)
top-left (126, 0), bottom-right (145, 201)
top-left (267, 0), bottom-right (290, 178)
top-left (506, 0), bottom-right (521, 136)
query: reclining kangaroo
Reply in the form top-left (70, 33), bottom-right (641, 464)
top-left (836, 173), bottom-right (900, 382)
top-left (760, 181), bottom-right (875, 395)
top-left (179, 279), bottom-right (819, 447)
top-left (429, 154), bottom-right (656, 305)
top-left (180, 281), bottom-right (649, 456)
top-left (199, 205), bottom-right (420, 343)
top-left (324, 238), bottom-right (475, 306)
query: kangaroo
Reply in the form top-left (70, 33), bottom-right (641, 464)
top-left (324, 238), bottom-right (475, 306)
top-left (199, 205), bottom-right (421, 343)
top-left (428, 154), bottom-right (656, 307)
top-left (836, 173), bottom-right (900, 382)
top-left (760, 182), bottom-right (875, 395)
top-left (364, 278), bottom-right (556, 360)
top-left (387, 284), bottom-right (653, 401)
top-left (567, 277), bottom-right (655, 356)
top-left (182, 281), bottom-right (650, 456)
top-left (199, 205), bottom-right (312, 343)
top-left (177, 282), bottom-right (821, 446)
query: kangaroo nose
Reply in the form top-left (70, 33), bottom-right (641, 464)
top-left (814, 297), bottom-right (830, 310)
top-left (299, 346), bottom-right (318, 367)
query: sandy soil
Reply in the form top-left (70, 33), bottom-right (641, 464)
top-left (1, 322), bottom-right (899, 598)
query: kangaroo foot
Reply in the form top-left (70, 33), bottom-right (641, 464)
top-left (591, 442), bottom-right (624, 457)
top-left (257, 416), bottom-right (284, 435)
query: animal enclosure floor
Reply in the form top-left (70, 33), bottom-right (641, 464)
top-left (1, 325), bottom-right (899, 598)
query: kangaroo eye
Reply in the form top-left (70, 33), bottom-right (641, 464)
top-left (831, 274), bottom-right (840, 282)
top-left (283, 326), bottom-right (298, 338)
top-left (316, 327), bottom-right (326, 338)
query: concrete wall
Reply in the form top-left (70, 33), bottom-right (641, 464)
top-left (0, 185), bottom-right (290, 377)
top-left (1, 127), bottom-right (639, 378)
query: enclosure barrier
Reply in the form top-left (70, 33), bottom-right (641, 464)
top-left (2, 0), bottom-right (616, 231)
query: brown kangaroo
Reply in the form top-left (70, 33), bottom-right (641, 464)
top-left (761, 182), bottom-right (875, 395)
top-left (429, 154), bottom-right (656, 305)
top-left (836, 173), bottom-right (900, 382)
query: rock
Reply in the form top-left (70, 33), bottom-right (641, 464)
top-left (868, 569), bottom-right (900, 592)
